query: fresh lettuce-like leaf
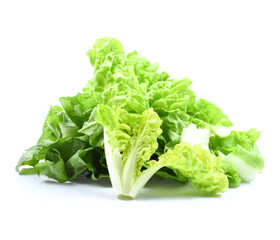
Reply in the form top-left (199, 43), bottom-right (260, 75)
top-left (38, 105), bottom-right (65, 143)
top-left (100, 106), bottom-right (228, 198)
top-left (98, 108), bottom-right (161, 196)
top-left (148, 78), bottom-right (192, 154)
top-left (34, 137), bottom-right (91, 182)
top-left (186, 89), bottom-right (233, 127)
top-left (87, 39), bottom-right (149, 114)
top-left (158, 111), bottom-right (190, 151)
top-left (16, 105), bottom-right (79, 171)
top-left (121, 108), bottom-right (163, 194)
top-left (87, 37), bottom-right (125, 71)
top-left (181, 123), bottom-right (241, 188)
top-left (16, 143), bottom-right (51, 172)
top-left (209, 129), bottom-right (264, 182)
top-left (78, 107), bottom-right (104, 148)
top-left (222, 162), bottom-right (241, 188)
top-left (16, 105), bottom-right (102, 182)
top-left (59, 96), bottom-right (93, 128)
top-left (221, 144), bottom-right (263, 182)
top-left (148, 78), bottom-right (191, 114)
top-left (126, 51), bottom-right (161, 88)
top-left (34, 149), bottom-right (68, 183)
top-left (181, 122), bottom-right (263, 186)
top-left (130, 143), bottom-right (228, 198)
top-left (84, 148), bottom-right (109, 180)
top-left (210, 128), bottom-right (261, 155)
top-left (16, 37), bottom-right (264, 199)
top-left (149, 78), bottom-right (192, 180)
top-left (158, 143), bottom-right (228, 193)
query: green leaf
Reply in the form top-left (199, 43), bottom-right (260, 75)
top-left (87, 37), bottom-right (125, 71)
top-left (222, 162), bottom-right (241, 188)
top-left (87, 40), bottom-right (149, 115)
top-left (83, 148), bottom-right (109, 180)
top-left (96, 106), bottom-right (136, 154)
top-left (16, 143), bottom-right (50, 172)
top-left (33, 137), bottom-right (92, 182)
top-left (222, 144), bottom-right (264, 182)
top-left (159, 111), bottom-right (190, 151)
top-left (35, 149), bottom-right (68, 183)
top-left (155, 167), bottom-right (190, 183)
top-left (38, 105), bottom-right (64, 143)
top-left (121, 108), bottom-right (162, 193)
top-left (146, 78), bottom-right (193, 181)
top-left (210, 128), bottom-right (261, 155)
top-left (126, 51), bottom-right (161, 88)
top-left (78, 107), bottom-right (104, 147)
top-left (48, 137), bottom-right (89, 161)
top-left (159, 143), bottom-right (228, 193)
top-left (130, 143), bottom-right (228, 198)
top-left (16, 37), bottom-right (264, 199)
top-left (188, 98), bottom-right (233, 127)
top-left (65, 147), bottom-right (93, 180)
top-left (16, 105), bottom-right (78, 172)
top-left (59, 96), bottom-right (93, 128)
top-left (78, 79), bottom-right (99, 108)
top-left (148, 78), bottom-right (192, 114)
top-left (18, 168), bottom-right (37, 175)
top-left (147, 78), bottom-right (192, 153)
top-left (35, 163), bottom-right (68, 183)
top-left (100, 108), bottom-right (162, 197)
top-left (210, 129), bottom-right (264, 182)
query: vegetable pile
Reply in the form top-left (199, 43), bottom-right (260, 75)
top-left (16, 38), bottom-right (264, 199)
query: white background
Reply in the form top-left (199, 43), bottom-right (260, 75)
top-left (1, 0), bottom-right (279, 239)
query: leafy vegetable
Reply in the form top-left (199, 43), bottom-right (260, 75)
top-left (209, 129), bottom-right (264, 182)
top-left (182, 124), bottom-right (264, 186)
top-left (16, 37), bottom-right (264, 199)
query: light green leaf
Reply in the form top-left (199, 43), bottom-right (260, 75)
top-left (87, 37), bottom-right (125, 71)
top-left (222, 162), bottom-right (241, 188)
top-left (188, 98), bottom-right (233, 127)
top-left (210, 128), bottom-right (261, 155)
top-left (126, 51), bottom-right (161, 88)
top-left (210, 129), bottom-right (264, 182)
top-left (121, 108), bottom-right (162, 194)
top-left (130, 143), bottom-right (228, 198)
top-left (148, 78), bottom-right (192, 113)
